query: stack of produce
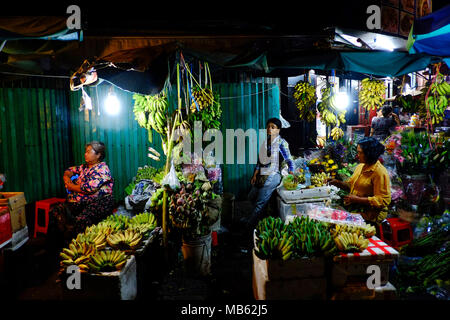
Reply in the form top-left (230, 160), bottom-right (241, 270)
top-left (254, 216), bottom-right (337, 260)
top-left (309, 155), bottom-right (339, 178)
top-left (282, 173), bottom-right (306, 190)
top-left (310, 172), bottom-right (330, 188)
top-left (293, 80), bottom-right (317, 122)
top-left (168, 182), bottom-right (211, 231)
top-left (359, 78), bottom-right (386, 111)
top-left (58, 211), bottom-right (158, 274)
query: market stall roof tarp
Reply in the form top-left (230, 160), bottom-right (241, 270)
top-left (408, 4), bottom-right (450, 66)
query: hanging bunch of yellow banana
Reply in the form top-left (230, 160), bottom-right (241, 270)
top-left (293, 80), bottom-right (317, 122)
top-left (317, 85), bottom-right (346, 128)
top-left (133, 93), bottom-right (169, 144)
top-left (359, 78), bottom-right (386, 111)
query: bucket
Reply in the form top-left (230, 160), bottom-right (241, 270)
top-left (181, 233), bottom-right (212, 277)
top-left (401, 174), bottom-right (429, 206)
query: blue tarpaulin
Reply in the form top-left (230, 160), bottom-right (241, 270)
top-left (408, 4), bottom-right (450, 66)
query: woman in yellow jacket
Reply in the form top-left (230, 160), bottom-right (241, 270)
top-left (328, 137), bottom-right (391, 226)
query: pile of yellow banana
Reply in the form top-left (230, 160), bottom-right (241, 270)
top-left (331, 126), bottom-right (344, 140)
top-left (293, 80), bottom-right (317, 121)
top-left (87, 250), bottom-right (129, 273)
top-left (107, 229), bottom-right (143, 251)
top-left (316, 136), bottom-right (326, 148)
top-left (359, 78), bottom-right (386, 111)
top-left (310, 172), bottom-right (330, 188)
top-left (59, 241), bottom-right (97, 273)
top-left (334, 231), bottom-right (370, 252)
top-left (317, 86), bottom-right (347, 127)
top-left (133, 93), bottom-right (168, 135)
top-left (329, 223), bottom-right (376, 239)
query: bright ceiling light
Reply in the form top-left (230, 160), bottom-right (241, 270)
top-left (335, 91), bottom-right (349, 111)
top-left (374, 36), bottom-right (395, 51)
top-left (105, 90), bottom-right (120, 115)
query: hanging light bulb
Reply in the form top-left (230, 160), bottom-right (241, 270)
top-left (105, 86), bottom-right (120, 115)
top-left (335, 91), bottom-right (349, 111)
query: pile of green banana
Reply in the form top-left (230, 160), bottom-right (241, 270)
top-left (102, 214), bottom-right (131, 231)
top-left (255, 216), bottom-right (294, 260)
top-left (133, 93), bottom-right (168, 135)
top-left (289, 216), bottom-right (337, 258)
top-left (254, 216), bottom-right (337, 261)
top-left (293, 80), bottom-right (317, 122)
top-left (129, 212), bottom-right (157, 235)
top-left (317, 86), bottom-right (346, 127)
top-left (426, 78), bottom-right (450, 125)
top-left (150, 187), bottom-right (165, 210)
top-left (359, 78), bottom-right (386, 111)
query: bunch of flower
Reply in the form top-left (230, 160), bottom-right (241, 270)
top-left (384, 134), bottom-right (404, 164)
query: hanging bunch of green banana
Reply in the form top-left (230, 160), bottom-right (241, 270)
top-left (425, 75), bottom-right (450, 125)
top-left (132, 93), bottom-right (169, 135)
top-left (293, 80), bottom-right (317, 122)
top-left (359, 78), bottom-right (386, 111)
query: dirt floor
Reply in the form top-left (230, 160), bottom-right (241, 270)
top-left (0, 201), bottom-right (256, 301)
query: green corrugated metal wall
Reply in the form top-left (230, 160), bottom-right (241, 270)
top-left (68, 85), bottom-right (166, 202)
top-left (0, 80), bottom-right (280, 203)
top-left (0, 82), bottom-right (72, 203)
top-left (68, 82), bottom-right (280, 201)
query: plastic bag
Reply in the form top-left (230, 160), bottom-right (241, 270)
top-left (124, 179), bottom-right (159, 211)
top-left (161, 162), bottom-right (180, 190)
top-left (304, 203), bottom-right (366, 226)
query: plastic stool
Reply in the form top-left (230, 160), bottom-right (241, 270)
top-left (34, 198), bottom-right (66, 238)
top-left (379, 217), bottom-right (413, 249)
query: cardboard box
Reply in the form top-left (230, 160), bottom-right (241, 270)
top-left (0, 206), bottom-right (12, 248)
top-left (0, 192), bottom-right (27, 233)
top-left (253, 251), bottom-right (326, 300)
top-left (253, 249), bottom-right (325, 281)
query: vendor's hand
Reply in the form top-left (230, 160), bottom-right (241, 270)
top-left (327, 178), bottom-right (339, 186)
top-left (343, 194), bottom-right (360, 205)
top-left (63, 176), bottom-right (71, 185)
top-left (251, 175), bottom-right (257, 185)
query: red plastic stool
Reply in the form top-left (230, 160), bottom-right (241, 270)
top-left (379, 217), bottom-right (413, 249)
top-left (34, 198), bottom-right (66, 238)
